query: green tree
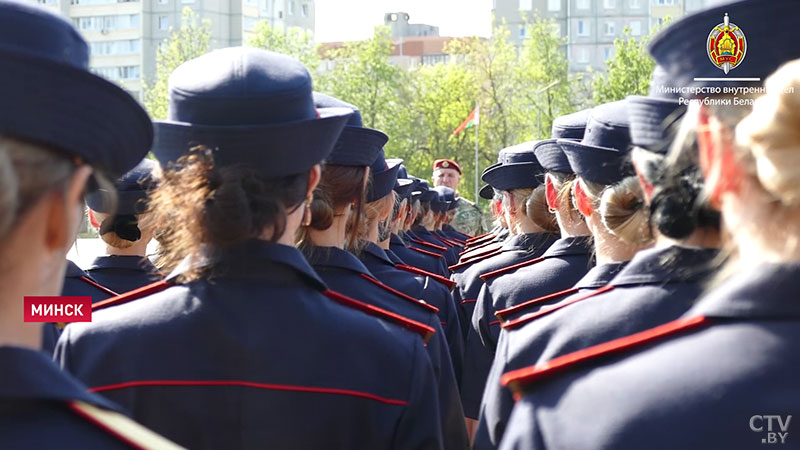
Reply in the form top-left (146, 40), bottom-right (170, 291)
top-left (246, 22), bottom-right (319, 71)
top-left (143, 7), bottom-right (211, 119)
top-left (592, 21), bottom-right (669, 104)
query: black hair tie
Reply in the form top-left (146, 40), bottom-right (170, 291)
top-left (99, 214), bottom-right (141, 242)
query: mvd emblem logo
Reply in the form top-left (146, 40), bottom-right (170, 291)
top-left (750, 415), bottom-right (791, 445)
top-left (707, 13), bottom-right (747, 74)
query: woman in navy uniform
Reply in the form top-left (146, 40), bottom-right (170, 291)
top-left (499, 3), bottom-right (800, 448)
top-left (85, 159), bottom-right (163, 294)
top-left (0, 2), bottom-right (181, 447)
top-left (300, 93), bottom-right (468, 450)
top-left (355, 150), bottom-right (465, 385)
top-left (56, 47), bottom-right (444, 450)
top-left (477, 84), bottom-right (717, 448)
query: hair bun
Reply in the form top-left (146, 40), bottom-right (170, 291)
top-left (0, 143), bottom-right (18, 239)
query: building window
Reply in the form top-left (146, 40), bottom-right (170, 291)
top-left (181, 0), bottom-right (194, 4)
top-left (243, 16), bottom-right (258, 30)
top-left (158, 15), bottom-right (169, 30)
top-left (576, 47), bottom-right (589, 63)
top-left (547, 0), bottom-right (560, 11)
top-left (71, 0), bottom-right (139, 4)
top-left (603, 0), bottom-right (616, 8)
top-left (74, 14), bottom-right (140, 31)
top-left (605, 21), bottom-right (615, 36)
top-left (89, 39), bottom-right (141, 55)
top-left (158, 0), bottom-right (167, 4)
top-left (422, 54), bottom-right (449, 65)
top-left (519, 0), bottom-right (532, 10)
top-left (577, 20), bottom-right (590, 36)
top-left (657, 0), bottom-right (675, 4)
top-left (629, 0), bottom-right (640, 7)
top-left (604, 47), bottom-right (613, 61)
top-left (630, 21), bottom-right (641, 35)
top-left (576, 0), bottom-right (590, 8)
top-left (93, 65), bottom-right (140, 81)
top-left (301, 3), bottom-right (308, 16)
top-left (289, 0), bottom-right (295, 15)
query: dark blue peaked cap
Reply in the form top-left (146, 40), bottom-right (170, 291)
top-left (412, 179), bottom-right (437, 203)
top-left (482, 141), bottom-right (545, 191)
top-left (313, 92), bottom-right (387, 167)
top-left (649, 0), bottom-right (800, 90)
top-left (394, 178), bottom-right (415, 199)
top-left (534, 109), bottom-right (591, 173)
top-left (479, 184), bottom-right (495, 200)
top-left (0, 0), bottom-right (151, 178)
top-left (367, 150), bottom-right (401, 202)
top-left (432, 186), bottom-right (456, 212)
top-left (87, 159), bottom-right (157, 215)
top-left (559, 100), bottom-right (634, 185)
top-left (152, 48), bottom-right (353, 178)
top-left (627, 66), bottom-right (686, 153)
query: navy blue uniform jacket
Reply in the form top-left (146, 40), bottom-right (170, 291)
top-left (390, 234), bottom-right (450, 277)
top-left (56, 241), bottom-right (443, 450)
top-left (499, 261), bottom-right (800, 450)
top-left (86, 255), bottom-right (162, 295)
top-left (308, 245), bottom-right (469, 450)
top-left (461, 236), bottom-right (592, 418)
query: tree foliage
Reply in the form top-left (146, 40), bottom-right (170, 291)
top-left (247, 22), bottom-right (319, 71)
top-left (144, 8), bottom-right (211, 120)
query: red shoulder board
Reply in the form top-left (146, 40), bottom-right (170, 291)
top-left (323, 289), bottom-right (435, 344)
top-left (495, 287), bottom-right (581, 322)
top-left (79, 276), bottom-right (119, 298)
top-left (501, 315), bottom-right (712, 397)
top-left (449, 248), bottom-right (502, 272)
top-left (461, 238), bottom-right (496, 255)
top-left (501, 285), bottom-right (614, 330)
top-left (437, 237), bottom-right (459, 248)
top-left (411, 238), bottom-right (448, 252)
top-left (466, 231), bottom-right (492, 243)
top-left (358, 273), bottom-right (439, 314)
top-left (92, 280), bottom-right (172, 311)
top-left (409, 246), bottom-right (444, 259)
top-left (462, 244), bottom-right (502, 261)
top-left (396, 264), bottom-right (456, 290)
top-left (479, 256), bottom-right (546, 281)
top-left (450, 237), bottom-right (467, 245)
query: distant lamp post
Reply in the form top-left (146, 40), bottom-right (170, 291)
top-left (533, 79), bottom-right (560, 139)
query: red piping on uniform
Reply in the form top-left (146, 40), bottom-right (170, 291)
top-left (501, 315), bottom-right (711, 398)
top-left (323, 289), bottom-right (435, 343)
top-left (489, 320), bottom-right (500, 326)
top-left (449, 249), bottom-right (502, 271)
top-left (88, 380), bottom-right (409, 406)
top-left (411, 238), bottom-right (448, 252)
top-left (409, 246), bottom-right (444, 259)
top-left (466, 231), bottom-right (492, 243)
top-left (460, 299), bottom-right (477, 305)
top-left (460, 239), bottom-right (496, 255)
top-left (479, 256), bottom-right (546, 281)
top-left (395, 264), bottom-right (456, 289)
top-left (495, 287), bottom-right (580, 321)
top-left (463, 247), bottom-right (502, 263)
top-left (67, 402), bottom-right (149, 450)
top-left (501, 286), bottom-right (615, 330)
top-left (93, 280), bottom-right (172, 311)
top-left (358, 273), bottom-right (439, 313)
top-left (79, 276), bottom-right (119, 297)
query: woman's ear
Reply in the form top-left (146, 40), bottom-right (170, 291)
top-left (307, 164), bottom-right (322, 196)
top-left (573, 180), bottom-right (594, 217)
top-left (45, 165), bottom-right (92, 252)
top-left (633, 159), bottom-right (655, 204)
top-left (545, 175), bottom-right (559, 210)
top-left (698, 106), bottom-right (742, 209)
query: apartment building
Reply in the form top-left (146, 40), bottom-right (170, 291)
top-left (32, 0), bottom-right (315, 100)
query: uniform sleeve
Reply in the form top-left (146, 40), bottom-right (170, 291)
top-left (394, 338), bottom-right (445, 450)
top-left (460, 285), bottom-right (497, 419)
top-left (473, 331), bottom-right (513, 450)
top-left (429, 322), bottom-right (470, 450)
top-left (497, 396), bottom-right (547, 450)
top-left (427, 282), bottom-right (464, 388)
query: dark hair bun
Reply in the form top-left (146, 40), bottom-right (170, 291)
top-left (650, 167), bottom-right (710, 239)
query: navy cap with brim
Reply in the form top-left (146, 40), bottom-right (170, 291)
top-left (559, 139), bottom-right (634, 185)
top-left (481, 162), bottom-right (543, 191)
top-left (551, 109), bottom-right (591, 140)
top-left (368, 158), bottom-right (401, 203)
top-left (86, 159), bottom-right (157, 214)
top-left (447, 199), bottom-right (459, 211)
top-left (0, 2), bottom-right (152, 178)
top-left (649, 0), bottom-right (800, 90)
top-left (153, 107), bottom-right (352, 177)
top-left (479, 184), bottom-right (494, 200)
top-left (394, 178), bottom-right (415, 199)
top-left (533, 139), bottom-right (573, 173)
top-left (627, 95), bottom-right (685, 153)
top-left (326, 126), bottom-right (388, 167)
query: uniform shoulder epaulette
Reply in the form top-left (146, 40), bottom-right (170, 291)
top-left (500, 315), bottom-right (711, 397)
top-left (495, 287), bottom-right (581, 322)
top-left (500, 285), bottom-right (614, 329)
top-left (92, 280), bottom-right (173, 311)
top-left (410, 238), bottom-right (448, 252)
top-left (358, 273), bottom-right (439, 314)
top-left (437, 237), bottom-right (459, 248)
top-left (323, 289), bottom-right (435, 343)
top-left (461, 237), bottom-right (496, 253)
top-left (449, 248), bottom-right (502, 272)
top-left (68, 401), bottom-right (186, 449)
top-left (479, 256), bottom-right (547, 281)
top-left (395, 263), bottom-right (456, 290)
top-left (79, 276), bottom-right (119, 297)
top-left (409, 246), bottom-right (444, 259)
top-left (466, 231), bottom-right (492, 243)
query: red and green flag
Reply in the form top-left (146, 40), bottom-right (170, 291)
top-left (452, 106), bottom-right (480, 136)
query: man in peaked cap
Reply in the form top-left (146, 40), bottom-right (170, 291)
top-left (433, 158), bottom-right (486, 237)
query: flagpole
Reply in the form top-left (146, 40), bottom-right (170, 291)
top-left (474, 105), bottom-right (479, 204)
